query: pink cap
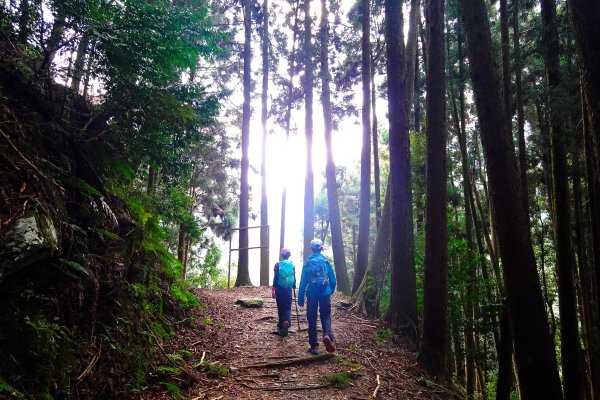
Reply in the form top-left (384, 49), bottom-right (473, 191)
top-left (280, 248), bottom-right (291, 257)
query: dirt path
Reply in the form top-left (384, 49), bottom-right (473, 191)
top-left (137, 287), bottom-right (453, 399)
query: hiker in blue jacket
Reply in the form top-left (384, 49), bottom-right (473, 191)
top-left (272, 247), bottom-right (296, 337)
top-left (298, 238), bottom-right (337, 354)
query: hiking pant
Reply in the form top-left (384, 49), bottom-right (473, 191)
top-left (306, 295), bottom-right (334, 347)
top-left (275, 287), bottom-right (292, 328)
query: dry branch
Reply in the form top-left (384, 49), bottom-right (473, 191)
top-left (372, 374), bottom-right (381, 398)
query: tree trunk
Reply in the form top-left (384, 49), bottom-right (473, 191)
top-left (71, 34), bottom-right (89, 94)
top-left (279, 0), bottom-right (300, 253)
top-left (569, 0), bottom-right (600, 310)
top-left (455, 20), bottom-right (477, 396)
top-left (260, 0), bottom-right (270, 286)
top-left (418, 0), bottom-right (447, 379)
top-left (177, 227), bottom-right (186, 264)
top-left (385, 0), bottom-right (417, 340)
top-left (352, 185), bottom-right (391, 315)
top-left (352, 0), bottom-right (419, 316)
top-left (319, 0), bottom-right (351, 295)
top-left (581, 81), bottom-right (600, 400)
top-left (540, 0), bottom-right (584, 398)
top-left (500, 0), bottom-right (510, 125)
top-left (236, 0), bottom-right (253, 286)
top-left (568, 0), bottom-right (600, 196)
top-left (148, 165), bottom-right (157, 194)
top-left (456, 0), bottom-right (563, 397)
top-left (353, 0), bottom-right (372, 294)
top-left (573, 155), bottom-right (600, 400)
top-left (303, 0), bottom-right (315, 259)
top-left (513, 0), bottom-right (528, 214)
top-left (371, 55), bottom-right (382, 229)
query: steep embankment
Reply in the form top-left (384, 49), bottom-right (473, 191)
top-left (139, 286), bottom-right (455, 399)
top-left (0, 35), bottom-right (196, 399)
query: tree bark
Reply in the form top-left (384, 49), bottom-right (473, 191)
top-left (352, 185), bottom-right (391, 315)
top-left (513, 0), bottom-right (528, 214)
top-left (353, 0), bottom-right (372, 294)
top-left (500, 0), bottom-right (510, 125)
top-left (371, 55), bottom-right (382, 229)
top-left (456, 0), bottom-right (563, 396)
top-left (236, 0), bottom-right (253, 286)
top-left (303, 0), bottom-right (315, 259)
top-left (418, 0), bottom-right (447, 379)
top-left (385, 0), bottom-right (417, 340)
top-left (260, 0), bottom-right (270, 286)
top-left (540, 0), bottom-right (584, 397)
top-left (319, 0), bottom-right (351, 295)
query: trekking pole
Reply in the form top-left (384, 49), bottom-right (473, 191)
top-left (293, 288), bottom-right (301, 332)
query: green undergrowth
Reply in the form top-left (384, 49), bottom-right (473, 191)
top-left (320, 366), bottom-right (362, 389)
top-left (0, 46), bottom-right (205, 400)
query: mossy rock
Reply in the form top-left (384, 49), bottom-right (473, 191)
top-left (235, 298), bottom-right (264, 308)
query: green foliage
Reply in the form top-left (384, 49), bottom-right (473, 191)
top-left (373, 328), bottom-right (393, 343)
top-left (57, 258), bottom-right (90, 279)
top-left (157, 365), bottom-right (181, 375)
top-left (160, 381), bottom-right (183, 399)
top-left (64, 177), bottom-right (103, 198)
top-left (334, 355), bottom-right (361, 369)
top-left (170, 281), bottom-right (200, 308)
top-left (320, 369), bottom-right (361, 388)
top-left (187, 244), bottom-right (226, 288)
top-left (0, 377), bottom-right (20, 397)
top-left (201, 361), bottom-right (228, 378)
top-left (97, 228), bottom-right (121, 240)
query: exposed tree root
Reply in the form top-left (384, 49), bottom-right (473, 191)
top-left (237, 353), bottom-right (334, 369)
top-left (237, 379), bottom-right (333, 391)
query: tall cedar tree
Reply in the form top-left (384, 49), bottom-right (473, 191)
top-left (303, 0), bottom-right (315, 258)
top-left (418, 0), bottom-right (447, 379)
top-left (352, 0), bottom-right (419, 315)
top-left (319, 0), bottom-right (351, 294)
top-left (540, 0), bottom-right (584, 397)
top-left (236, 0), bottom-right (253, 286)
top-left (456, 0), bottom-right (563, 396)
top-left (260, 0), bottom-right (270, 286)
top-left (353, 0), bottom-right (372, 293)
top-left (279, 0), bottom-right (301, 252)
top-left (455, 18), bottom-right (477, 396)
top-left (568, 0), bottom-right (600, 317)
top-left (385, 0), bottom-right (417, 339)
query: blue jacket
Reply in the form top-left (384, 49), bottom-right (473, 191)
top-left (298, 252), bottom-right (337, 305)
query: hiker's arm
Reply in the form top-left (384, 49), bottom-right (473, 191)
top-left (272, 263), bottom-right (279, 298)
top-left (327, 262), bottom-right (337, 293)
top-left (297, 264), bottom-right (307, 306)
top-left (293, 265), bottom-right (297, 289)
top-left (272, 263), bottom-right (279, 287)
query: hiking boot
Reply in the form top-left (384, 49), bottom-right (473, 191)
top-left (322, 335), bottom-right (336, 353)
top-left (307, 346), bottom-right (320, 355)
top-left (281, 321), bottom-right (289, 337)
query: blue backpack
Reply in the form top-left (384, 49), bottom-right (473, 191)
top-left (278, 260), bottom-right (295, 288)
top-left (306, 256), bottom-right (330, 292)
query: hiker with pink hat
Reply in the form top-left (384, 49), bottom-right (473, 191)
top-left (271, 247), bottom-right (296, 336)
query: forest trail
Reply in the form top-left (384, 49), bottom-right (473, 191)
top-left (138, 287), bottom-right (453, 399)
